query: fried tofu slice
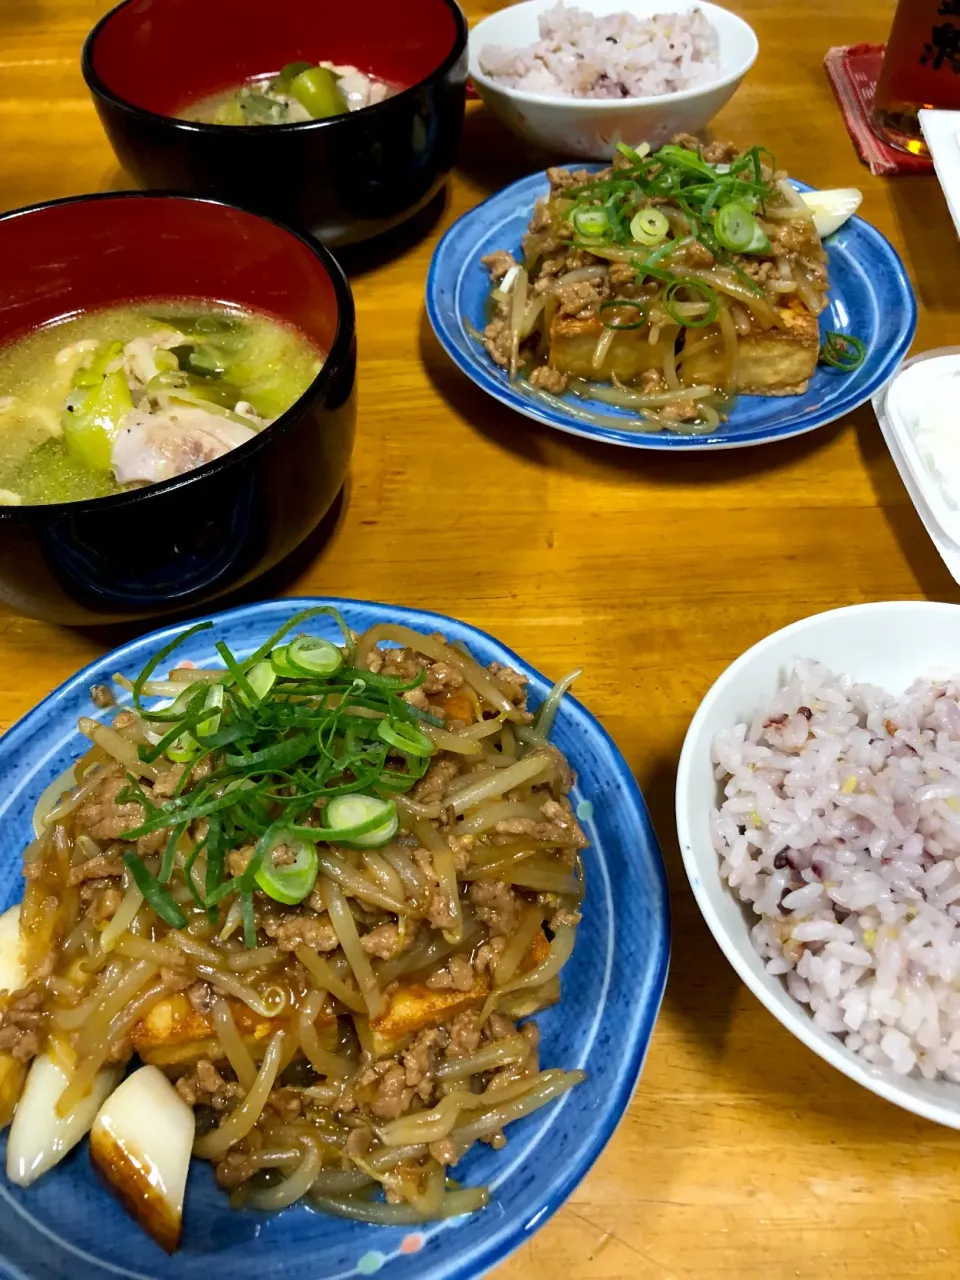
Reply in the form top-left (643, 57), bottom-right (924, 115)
top-left (548, 314), bottom-right (677, 382)
top-left (130, 993), bottom-right (336, 1068)
top-left (362, 976), bottom-right (491, 1057)
top-left (679, 301), bottom-right (820, 395)
top-left (361, 928), bottom-right (553, 1057)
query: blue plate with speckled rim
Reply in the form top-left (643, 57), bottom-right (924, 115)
top-left (426, 169), bottom-right (917, 451)
top-left (0, 597), bottom-right (669, 1280)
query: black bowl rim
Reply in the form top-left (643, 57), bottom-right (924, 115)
top-left (80, 0), bottom-right (468, 136)
top-left (0, 189), bottom-right (356, 522)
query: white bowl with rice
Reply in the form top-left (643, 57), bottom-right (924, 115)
top-left (469, 0), bottom-right (758, 160)
top-left (676, 601), bottom-right (960, 1128)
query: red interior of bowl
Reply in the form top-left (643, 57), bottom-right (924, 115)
top-left (0, 196), bottom-right (339, 353)
top-left (90, 0), bottom-right (460, 115)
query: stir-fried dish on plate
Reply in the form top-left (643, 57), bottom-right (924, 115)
top-left (477, 135), bottom-right (866, 435)
top-left (0, 608), bottom-right (586, 1250)
top-left (0, 304), bottom-right (322, 505)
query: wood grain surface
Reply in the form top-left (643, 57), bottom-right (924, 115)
top-left (2, 1), bottom-right (958, 1276)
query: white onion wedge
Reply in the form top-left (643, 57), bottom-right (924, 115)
top-left (800, 188), bottom-right (863, 238)
top-left (7, 1052), bottom-right (120, 1186)
top-left (90, 1065), bottom-right (194, 1254)
top-left (0, 904), bottom-right (25, 998)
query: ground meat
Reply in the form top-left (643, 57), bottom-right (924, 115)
top-left (555, 277), bottom-right (607, 319)
top-left (265, 1086), bottom-right (303, 1122)
top-left (402, 686), bottom-right (430, 711)
top-left (152, 763), bottom-right (186, 799)
top-left (469, 880), bottom-right (522, 937)
top-left (423, 662), bottom-right (464, 694)
top-left (175, 1058), bottom-right (243, 1111)
top-left (215, 1150), bottom-right (258, 1190)
top-left (473, 936), bottom-right (506, 974)
top-left (482, 317), bottom-right (512, 370)
top-left (546, 166), bottom-right (607, 192)
top-left (481, 249), bottom-right (517, 281)
top-left (75, 775), bottom-right (145, 843)
top-left (487, 662), bottom-right (528, 708)
top-left (670, 133), bottom-right (739, 166)
top-left (90, 684), bottom-right (115, 709)
top-left (680, 240), bottom-right (715, 268)
top-left (79, 880), bottom-right (123, 922)
top-left (494, 797), bottom-right (588, 849)
top-left (412, 757), bottom-right (461, 806)
top-left (111, 710), bottom-right (138, 731)
top-left (637, 369), bottom-right (667, 393)
top-left (425, 953), bottom-right (475, 992)
top-left (736, 257), bottom-right (774, 284)
top-left (227, 845), bottom-right (254, 878)
top-left (369, 1062), bottom-right (412, 1120)
top-left (0, 988), bottom-right (45, 1062)
top-left (528, 365), bottom-right (568, 394)
top-left (445, 1010), bottom-right (482, 1058)
top-left (608, 261), bottom-right (638, 288)
top-left (440, 835), bottom-right (470, 874)
top-left (401, 1027), bottom-right (443, 1100)
top-left (360, 923), bottom-right (408, 960)
top-left (528, 200), bottom-right (552, 233)
top-left (67, 853), bottom-right (125, 885)
top-left (261, 910), bottom-right (339, 953)
top-left (187, 981), bottom-right (215, 1014)
top-left (659, 397), bottom-right (700, 423)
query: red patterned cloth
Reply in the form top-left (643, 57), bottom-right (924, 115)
top-left (824, 43), bottom-right (933, 176)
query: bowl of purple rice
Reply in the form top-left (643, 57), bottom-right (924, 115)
top-left (676, 600), bottom-right (960, 1127)
top-left (468, 0), bottom-right (758, 160)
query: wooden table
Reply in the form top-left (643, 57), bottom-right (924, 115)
top-left (1, 1), bottom-right (958, 1276)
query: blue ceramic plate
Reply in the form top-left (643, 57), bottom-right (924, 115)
top-left (426, 171), bottom-right (918, 451)
top-left (0, 598), bottom-right (669, 1280)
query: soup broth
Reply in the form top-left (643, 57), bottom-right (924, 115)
top-left (0, 303), bottom-right (323, 506)
top-left (183, 62), bottom-right (395, 126)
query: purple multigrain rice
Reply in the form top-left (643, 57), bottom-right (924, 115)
top-left (478, 3), bottom-right (720, 99)
top-left (711, 660), bottom-right (960, 1082)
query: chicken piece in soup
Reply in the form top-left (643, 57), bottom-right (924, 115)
top-left (0, 304), bottom-right (323, 506)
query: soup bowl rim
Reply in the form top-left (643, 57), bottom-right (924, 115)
top-left (0, 188), bottom-right (356, 521)
top-left (80, 0), bottom-right (469, 136)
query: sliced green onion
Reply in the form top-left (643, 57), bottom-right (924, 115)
top-left (240, 660), bottom-right (277, 707)
top-left (270, 645), bottom-right (303, 678)
top-left (196, 684), bottom-right (225, 739)
top-left (288, 636), bottom-right (344, 677)
top-left (377, 718), bottom-right (433, 758)
top-left (255, 834), bottom-right (319, 905)
top-left (819, 331), bottom-right (866, 371)
top-left (123, 854), bottom-right (186, 928)
top-left (615, 141), bottom-right (646, 165)
top-left (662, 279), bottom-right (719, 329)
top-left (572, 207), bottom-right (609, 239)
top-left (743, 221), bottom-right (771, 255)
top-left (630, 207), bottom-right (669, 246)
top-left (323, 794), bottom-right (399, 847)
top-left (714, 202), bottom-right (758, 253)
top-left (598, 299), bottom-right (648, 331)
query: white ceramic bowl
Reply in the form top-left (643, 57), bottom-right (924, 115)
top-left (468, 0), bottom-right (758, 160)
top-left (676, 601), bottom-right (960, 1128)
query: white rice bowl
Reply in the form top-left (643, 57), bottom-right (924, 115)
top-left (479, 2), bottom-right (720, 99)
top-left (676, 601), bottom-right (960, 1128)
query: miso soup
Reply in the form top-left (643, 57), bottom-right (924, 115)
top-left (0, 304), bottom-right (323, 506)
top-left (182, 61), bottom-right (395, 126)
